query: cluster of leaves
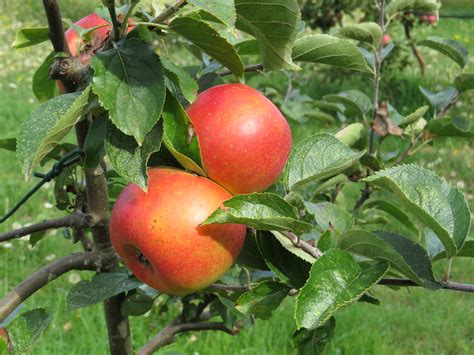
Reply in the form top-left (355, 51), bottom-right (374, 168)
top-left (299, 0), bottom-right (441, 74)
top-left (1, 0), bottom-right (473, 353)
top-left (300, 0), bottom-right (371, 32)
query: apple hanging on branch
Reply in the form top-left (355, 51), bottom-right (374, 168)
top-left (187, 84), bottom-right (292, 195)
top-left (57, 12), bottom-right (134, 92)
top-left (110, 168), bottom-right (246, 295)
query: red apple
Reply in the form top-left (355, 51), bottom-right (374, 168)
top-left (383, 34), bottom-right (391, 46)
top-left (65, 13), bottom-right (110, 64)
top-left (427, 14), bottom-right (438, 24)
top-left (65, 13), bottom-right (134, 63)
top-left (58, 13), bottom-right (134, 92)
top-left (186, 84), bottom-right (292, 195)
top-left (109, 167), bottom-right (246, 295)
top-left (419, 14), bottom-right (428, 23)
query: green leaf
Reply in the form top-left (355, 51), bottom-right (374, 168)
top-left (364, 199), bottom-right (419, 236)
top-left (285, 133), bottom-right (365, 191)
top-left (292, 34), bottom-right (373, 74)
top-left (335, 123), bottom-right (368, 148)
top-left (295, 249), bottom-right (388, 330)
top-left (121, 285), bottom-right (159, 317)
top-left (17, 87), bottom-right (91, 177)
top-left (7, 308), bottom-right (51, 354)
top-left (0, 138), bottom-right (16, 153)
top-left (170, 16), bottom-right (244, 77)
top-left (338, 230), bottom-right (437, 288)
top-left (425, 228), bottom-right (444, 260)
top-left (67, 270), bottom-right (142, 310)
top-left (235, 0), bottom-right (300, 71)
top-left (336, 22), bottom-right (383, 47)
top-left (212, 295), bottom-right (249, 329)
top-left (365, 164), bottom-right (471, 257)
top-left (235, 280), bottom-right (290, 319)
top-left (91, 38), bottom-right (166, 145)
top-left (323, 90), bottom-right (372, 119)
top-left (272, 231), bottom-right (316, 264)
top-left (11, 27), bottom-right (49, 48)
top-left (1, 139), bottom-right (75, 162)
top-left (256, 231), bottom-right (311, 288)
top-left (427, 116), bottom-right (474, 138)
top-left (121, 293), bottom-right (153, 317)
top-left (54, 168), bottom-right (74, 210)
top-left (292, 317), bottom-right (336, 355)
top-left (401, 105), bottom-right (429, 126)
top-left (237, 231), bottom-right (269, 270)
top-left (32, 51), bottom-right (59, 103)
top-left (162, 93), bottom-right (205, 175)
top-left (188, 0), bottom-right (236, 28)
top-left (454, 73), bottom-right (474, 92)
top-left (235, 39), bottom-right (260, 56)
top-left (386, 0), bottom-right (439, 21)
top-left (105, 119), bottom-right (163, 190)
top-left (304, 202), bottom-right (354, 233)
top-left (359, 293), bottom-right (380, 306)
top-left (30, 230), bottom-right (47, 247)
top-left (161, 58), bottom-right (198, 103)
top-left (419, 87), bottom-right (458, 113)
top-left (418, 36), bottom-right (468, 68)
top-left (202, 193), bottom-right (312, 235)
top-left (432, 240), bottom-right (474, 262)
top-left (317, 231), bottom-right (333, 252)
top-left (84, 114), bottom-right (106, 169)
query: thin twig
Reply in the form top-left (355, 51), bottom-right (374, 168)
top-left (152, 0), bottom-right (187, 24)
top-left (393, 133), bottom-right (421, 165)
top-left (403, 19), bottom-right (425, 75)
top-left (369, 0), bottom-right (385, 155)
top-left (105, 0), bottom-right (121, 41)
top-left (121, 0), bottom-right (140, 35)
top-left (220, 63), bottom-right (264, 77)
top-left (0, 252), bottom-right (100, 322)
top-left (194, 295), bottom-right (217, 320)
top-left (281, 231), bottom-right (323, 258)
top-left (353, 0), bottom-right (385, 212)
top-left (206, 284), bottom-right (250, 293)
top-left (378, 278), bottom-right (474, 293)
top-left (136, 22), bottom-right (169, 30)
top-left (353, 185), bottom-right (372, 212)
top-left (437, 92), bottom-right (461, 118)
top-left (138, 317), bottom-right (236, 354)
top-left (0, 213), bottom-right (98, 242)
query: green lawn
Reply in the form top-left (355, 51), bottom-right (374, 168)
top-left (0, 3), bottom-right (473, 354)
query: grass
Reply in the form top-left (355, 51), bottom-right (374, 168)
top-left (0, 3), bottom-right (473, 354)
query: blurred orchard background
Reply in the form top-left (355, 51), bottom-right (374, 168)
top-left (0, 0), bottom-right (473, 354)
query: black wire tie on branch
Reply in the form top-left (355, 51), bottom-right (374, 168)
top-left (0, 148), bottom-right (84, 224)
